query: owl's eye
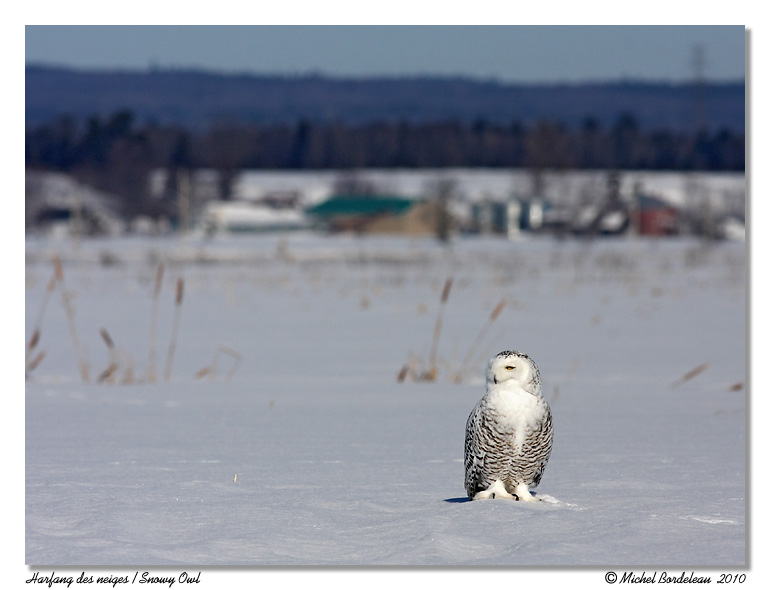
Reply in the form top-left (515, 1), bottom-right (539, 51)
top-left (505, 366), bottom-right (514, 371)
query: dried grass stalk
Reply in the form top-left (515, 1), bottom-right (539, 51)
top-left (148, 262), bottom-right (164, 383)
top-left (154, 263), bottom-right (164, 298)
top-left (97, 363), bottom-right (118, 383)
top-left (26, 351), bottom-right (46, 373)
top-left (440, 278), bottom-right (453, 304)
top-left (53, 255), bottom-right (63, 282)
top-left (195, 345), bottom-right (242, 382)
top-left (453, 299), bottom-right (506, 382)
top-left (27, 329), bottom-right (41, 353)
top-left (489, 299), bottom-right (506, 322)
top-left (175, 278), bottom-right (184, 306)
top-left (396, 353), bottom-right (421, 383)
top-left (220, 345), bottom-right (242, 382)
top-left (99, 328), bottom-right (115, 350)
top-left (194, 366), bottom-right (213, 380)
top-left (427, 278), bottom-right (452, 380)
top-left (98, 327), bottom-right (118, 384)
top-left (670, 362), bottom-right (709, 388)
top-left (121, 355), bottom-right (136, 385)
top-left (32, 274), bottom-right (57, 335)
top-left (55, 255), bottom-right (89, 382)
top-left (164, 277), bottom-right (185, 382)
top-left (27, 265), bottom-right (61, 373)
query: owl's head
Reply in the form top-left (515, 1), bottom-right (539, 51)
top-left (486, 350), bottom-right (542, 395)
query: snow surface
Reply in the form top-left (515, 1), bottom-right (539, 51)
top-left (25, 233), bottom-right (746, 567)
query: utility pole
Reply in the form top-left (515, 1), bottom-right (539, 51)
top-left (434, 178), bottom-right (453, 244)
top-left (689, 44), bottom-right (713, 240)
top-left (177, 169), bottom-right (191, 234)
top-left (691, 44), bottom-right (707, 134)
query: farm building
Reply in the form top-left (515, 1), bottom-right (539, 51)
top-left (200, 200), bottom-right (310, 234)
top-left (632, 194), bottom-right (679, 236)
top-left (25, 171), bottom-right (124, 237)
top-left (305, 194), bottom-right (436, 234)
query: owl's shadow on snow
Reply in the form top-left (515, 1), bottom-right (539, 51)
top-left (443, 492), bottom-right (549, 504)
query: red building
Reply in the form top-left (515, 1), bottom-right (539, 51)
top-left (632, 194), bottom-right (679, 236)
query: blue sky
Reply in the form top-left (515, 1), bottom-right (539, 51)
top-left (25, 25), bottom-right (746, 83)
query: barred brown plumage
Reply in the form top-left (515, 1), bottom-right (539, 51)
top-left (464, 351), bottom-right (553, 501)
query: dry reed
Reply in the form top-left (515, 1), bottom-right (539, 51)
top-left (426, 278), bottom-right (452, 380)
top-left (120, 353), bottom-right (136, 385)
top-left (195, 345), bottom-right (242, 382)
top-left (27, 329), bottom-right (41, 352)
top-left (452, 299), bottom-right (506, 382)
top-left (28, 274), bottom-right (57, 343)
top-left (25, 329), bottom-right (42, 376)
top-left (670, 362), bottom-right (709, 388)
top-left (98, 328), bottom-right (117, 384)
top-left (396, 352), bottom-right (427, 382)
top-left (194, 366), bottom-right (213, 380)
top-left (55, 255), bottom-right (89, 382)
top-left (26, 351), bottom-right (46, 373)
top-left (220, 346), bottom-right (241, 381)
top-left (26, 266), bottom-right (60, 376)
top-left (99, 327), bottom-right (114, 350)
top-left (97, 363), bottom-right (118, 383)
top-left (148, 262), bottom-right (164, 383)
top-left (164, 277), bottom-right (184, 382)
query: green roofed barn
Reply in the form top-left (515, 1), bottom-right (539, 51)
top-left (306, 194), bottom-right (418, 233)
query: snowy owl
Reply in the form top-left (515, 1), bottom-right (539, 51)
top-left (464, 350), bottom-right (553, 501)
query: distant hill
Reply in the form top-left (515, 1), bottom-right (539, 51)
top-left (26, 64), bottom-right (745, 134)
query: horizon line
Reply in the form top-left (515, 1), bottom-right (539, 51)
top-left (25, 61), bottom-right (747, 86)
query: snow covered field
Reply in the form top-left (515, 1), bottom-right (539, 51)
top-left (25, 233), bottom-right (746, 568)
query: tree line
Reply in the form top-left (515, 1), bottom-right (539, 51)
top-left (26, 109), bottom-right (744, 217)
